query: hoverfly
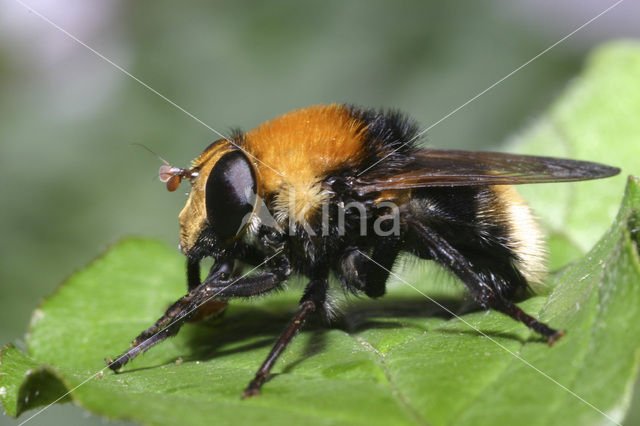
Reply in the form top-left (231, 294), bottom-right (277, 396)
top-left (108, 105), bottom-right (619, 397)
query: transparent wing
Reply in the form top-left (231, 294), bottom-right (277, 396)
top-left (353, 149), bottom-right (620, 195)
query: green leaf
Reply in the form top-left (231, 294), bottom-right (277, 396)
top-left (2, 42), bottom-right (640, 425)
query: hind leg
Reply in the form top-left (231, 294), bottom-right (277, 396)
top-left (404, 214), bottom-right (564, 345)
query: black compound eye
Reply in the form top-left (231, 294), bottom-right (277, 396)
top-left (205, 150), bottom-right (257, 241)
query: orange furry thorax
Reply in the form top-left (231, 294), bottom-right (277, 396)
top-left (243, 104), bottom-right (367, 196)
top-left (242, 104), bottom-right (369, 224)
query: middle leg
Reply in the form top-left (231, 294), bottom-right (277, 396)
top-left (337, 238), bottom-right (401, 298)
top-left (243, 277), bottom-right (329, 397)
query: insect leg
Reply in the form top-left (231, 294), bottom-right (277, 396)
top-left (403, 215), bottom-right (564, 345)
top-left (364, 238), bottom-right (401, 298)
top-left (337, 248), bottom-right (368, 292)
top-left (186, 258), bottom-right (201, 290)
top-left (186, 257), bottom-right (235, 322)
top-left (131, 258), bottom-right (237, 344)
top-left (107, 259), bottom-right (291, 371)
top-left (337, 240), bottom-right (401, 297)
top-left (243, 278), bottom-right (328, 398)
top-left (188, 256), bottom-right (237, 290)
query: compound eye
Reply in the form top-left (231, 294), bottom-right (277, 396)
top-left (205, 150), bottom-right (257, 241)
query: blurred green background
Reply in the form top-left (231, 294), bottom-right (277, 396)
top-left (1, 1), bottom-right (639, 425)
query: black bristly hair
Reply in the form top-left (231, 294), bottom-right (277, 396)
top-left (346, 104), bottom-right (422, 174)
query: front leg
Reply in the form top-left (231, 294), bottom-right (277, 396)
top-left (187, 256), bottom-right (234, 290)
top-left (187, 239), bottom-right (267, 291)
top-left (107, 255), bottom-right (291, 371)
top-left (186, 257), bottom-right (234, 322)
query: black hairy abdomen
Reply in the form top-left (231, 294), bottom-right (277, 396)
top-left (406, 186), bottom-right (529, 300)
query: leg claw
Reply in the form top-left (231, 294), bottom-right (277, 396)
top-left (547, 330), bottom-right (566, 346)
top-left (242, 386), bottom-right (261, 399)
